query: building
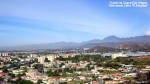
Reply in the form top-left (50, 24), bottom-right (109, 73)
top-left (0, 52), bottom-right (9, 56)
top-left (111, 52), bottom-right (128, 59)
top-left (37, 54), bottom-right (57, 64)
top-left (103, 52), bottom-right (128, 59)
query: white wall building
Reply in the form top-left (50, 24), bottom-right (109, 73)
top-left (112, 52), bottom-right (128, 59)
top-left (37, 54), bottom-right (57, 64)
top-left (0, 53), bottom-right (9, 56)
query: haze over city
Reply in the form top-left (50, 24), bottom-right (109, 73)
top-left (0, 0), bottom-right (150, 47)
top-left (0, 0), bottom-right (150, 84)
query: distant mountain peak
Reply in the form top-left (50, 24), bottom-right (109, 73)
top-left (103, 35), bottom-right (119, 39)
top-left (102, 35), bottom-right (120, 42)
top-left (82, 39), bottom-right (101, 44)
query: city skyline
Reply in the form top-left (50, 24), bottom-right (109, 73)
top-left (0, 0), bottom-right (150, 47)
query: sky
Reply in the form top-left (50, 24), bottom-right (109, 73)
top-left (0, 0), bottom-right (150, 47)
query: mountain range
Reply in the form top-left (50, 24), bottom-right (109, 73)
top-left (1, 35), bottom-right (150, 50)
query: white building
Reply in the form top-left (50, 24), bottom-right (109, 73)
top-left (37, 54), bottom-right (57, 64)
top-left (103, 52), bottom-right (128, 59)
top-left (112, 52), bottom-right (128, 59)
top-left (0, 53), bottom-right (9, 56)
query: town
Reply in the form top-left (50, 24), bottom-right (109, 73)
top-left (0, 0), bottom-right (150, 84)
top-left (0, 49), bottom-right (150, 84)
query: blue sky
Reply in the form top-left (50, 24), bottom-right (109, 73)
top-left (0, 0), bottom-right (150, 46)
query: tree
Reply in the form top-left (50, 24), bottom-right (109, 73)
top-left (15, 78), bottom-right (33, 84)
top-left (44, 57), bottom-right (50, 62)
top-left (46, 69), bottom-right (59, 77)
top-left (8, 73), bottom-right (16, 78)
top-left (2, 66), bottom-right (8, 73)
top-left (37, 79), bottom-right (43, 84)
